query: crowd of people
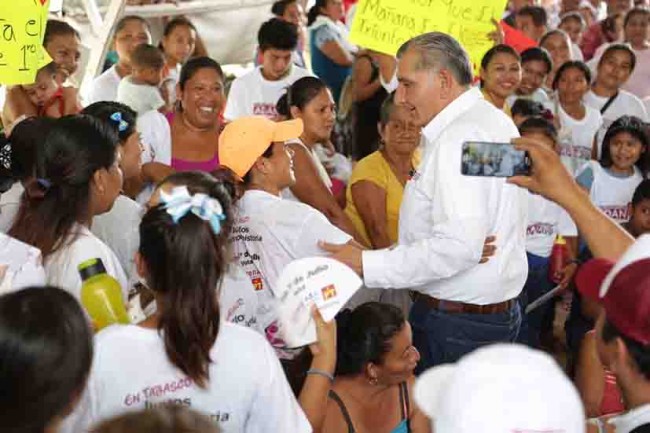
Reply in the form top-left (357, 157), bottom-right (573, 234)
top-left (1, 0), bottom-right (650, 432)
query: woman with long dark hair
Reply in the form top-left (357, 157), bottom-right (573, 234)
top-left (63, 172), bottom-right (310, 433)
top-left (8, 115), bottom-right (126, 300)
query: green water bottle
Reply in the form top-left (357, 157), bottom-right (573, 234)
top-left (78, 258), bottom-right (130, 330)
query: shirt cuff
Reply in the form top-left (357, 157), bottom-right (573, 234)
top-left (361, 248), bottom-right (389, 288)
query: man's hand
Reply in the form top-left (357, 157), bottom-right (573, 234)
top-left (557, 262), bottom-right (578, 290)
top-left (319, 241), bottom-right (363, 276)
top-left (480, 236), bottom-right (497, 264)
top-left (508, 137), bottom-right (584, 208)
top-left (487, 18), bottom-right (505, 45)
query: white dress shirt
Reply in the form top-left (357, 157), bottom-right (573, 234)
top-left (362, 87), bottom-right (528, 304)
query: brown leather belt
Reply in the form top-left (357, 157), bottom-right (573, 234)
top-left (414, 293), bottom-right (515, 315)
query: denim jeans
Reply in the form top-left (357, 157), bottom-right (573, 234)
top-left (409, 297), bottom-right (521, 373)
top-left (517, 254), bottom-right (555, 348)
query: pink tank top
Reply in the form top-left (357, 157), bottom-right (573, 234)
top-left (167, 112), bottom-right (221, 173)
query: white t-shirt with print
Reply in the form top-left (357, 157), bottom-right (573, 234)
top-left (91, 195), bottom-right (142, 287)
top-left (45, 225), bottom-right (128, 302)
top-left (230, 189), bottom-right (351, 352)
top-left (223, 66), bottom-right (311, 120)
top-left (220, 264), bottom-right (262, 334)
top-left (87, 65), bottom-right (121, 105)
top-left (557, 103), bottom-right (603, 175)
top-left (0, 182), bottom-right (23, 233)
top-left (116, 77), bottom-right (165, 114)
top-left (60, 322), bottom-right (311, 433)
top-left (526, 192), bottom-right (578, 258)
top-left (584, 89), bottom-right (649, 158)
top-left (577, 160), bottom-right (644, 223)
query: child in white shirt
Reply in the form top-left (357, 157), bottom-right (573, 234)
top-left (117, 44), bottom-right (167, 114)
top-left (576, 115), bottom-right (648, 224)
top-left (518, 117), bottom-right (578, 348)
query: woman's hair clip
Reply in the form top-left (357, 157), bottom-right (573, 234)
top-left (159, 186), bottom-right (227, 235)
top-left (36, 178), bottom-right (52, 190)
top-left (0, 143), bottom-right (11, 170)
top-left (109, 112), bottom-right (129, 133)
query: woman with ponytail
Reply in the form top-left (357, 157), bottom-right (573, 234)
top-left (62, 174), bottom-right (311, 433)
top-left (321, 303), bottom-right (430, 433)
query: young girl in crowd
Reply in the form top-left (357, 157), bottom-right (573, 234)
top-left (8, 115), bottom-right (127, 302)
top-left (281, 76), bottom-right (360, 238)
top-left (553, 61), bottom-right (603, 174)
top-left (559, 12), bottom-right (586, 61)
top-left (0, 117), bottom-right (56, 232)
top-left (517, 117), bottom-right (578, 349)
top-left (480, 44), bottom-right (522, 113)
top-left (506, 47), bottom-right (554, 112)
top-left (2, 63), bottom-right (80, 127)
top-left (159, 17), bottom-right (198, 104)
top-left (82, 102), bottom-right (144, 288)
top-left (88, 15), bottom-right (152, 104)
top-left (621, 8), bottom-right (650, 99)
top-left (576, 115), bottom-right (648, 224)
top-left (62, 170), bottom-right (311, 433)
top-left (585, 44), bottom-right (648, 158)
top-left (540, 29), bottom-right (574, 90)
top-left (322, 302), bottom-right (430, 433)
top-left (0, 287), bottom-right (93, 433)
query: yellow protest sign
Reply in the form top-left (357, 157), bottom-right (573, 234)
top-left (0, 0), bottom-right (52, 85)
top-left (349, 0), bottom-right (507, 72)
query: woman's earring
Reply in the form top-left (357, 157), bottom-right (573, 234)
top-left (368, 376), bottom-right (378, 386)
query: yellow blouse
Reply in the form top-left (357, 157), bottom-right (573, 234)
top-left (344, 150), bottom-right (421, 248)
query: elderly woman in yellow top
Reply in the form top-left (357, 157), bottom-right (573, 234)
top-left (345, 93), bottom-right (420, 249)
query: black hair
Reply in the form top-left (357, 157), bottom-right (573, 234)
top-left (511, 99), bottom-right (547, 118)
top-left (276, 93), bottom-right (290, 118)
top-left (632, 179), bottom-right (650, 206)
top-left (178, 57), bottom-right (224, 91)
top-left (560, 11), bottom-right (586, 29)
top-left (0, 287), bottom-right (92, 433)
top-left (379, 92), bottom-right (397, 128)
top-left (602, 318), bottom-right (650, 380)
top-left (519, 116), bottom-right (558, 143)
top-left (9, 115), bottom-right (119, 257)
top-left (258, 18), bottom-right (299, 52)
top-left (130, 43), bottom-right (165, 70)
top-left (307, 0), bottom-right (328, 26)
top-left (520, 46), bottom-right (553, 73)
top-left (624, 7), bottom-right (649, 29)
top-left (162, 16), bottom-right (197, 38)
top-left (139, 171), bottom-right (233, 388)
top-left (481, 44), bottom-right (521, 70)
top-left (114, 15), bottom-right (150, 38)
top-left (600, 115), bottom-right (649, 175)
top-left (517, 6), bottom-right (548, 27)
top-left (82, 101), bottom-right (138, 144)
top-left (92, 407), bottom-right (219, 433)
top-left (161, 170), bottom-right (237, 204)
top-left (242, 146), bottom-right (274, 185)
top-left (552, 60), bottom-right (591, 90)
top-left (43, 20), bottom-right (80, 46)
top-left (286, 76), bottom-right (329, 113)
top-left (272, 0), bottom-right (298, 16)
top-left (598, 43), bottom-right (637, 73)
top-left (336, 302), bottom-right (406, 376)
top-left (8, 117), bottom-right (56, 181)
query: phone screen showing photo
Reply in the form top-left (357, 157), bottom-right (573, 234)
top-left (461, 141), bottom-right (530, 177)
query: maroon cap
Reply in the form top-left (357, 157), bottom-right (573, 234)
top-left (576, 257), bottom-right (650, 345)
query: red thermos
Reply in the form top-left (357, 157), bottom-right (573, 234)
top-left (548, 235), bottom-right (568, 284)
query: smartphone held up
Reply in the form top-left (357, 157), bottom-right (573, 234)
top-left (461, 141), bottom-right (531, 178)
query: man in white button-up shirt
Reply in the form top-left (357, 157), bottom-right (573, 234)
top-left (323, 32), bottom-right (528, 370)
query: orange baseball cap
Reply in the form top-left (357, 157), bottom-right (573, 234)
top-left (218, 116), bottom-right (303, 179)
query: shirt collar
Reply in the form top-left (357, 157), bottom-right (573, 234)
top-left (421, 87), bottom-right (483, 145)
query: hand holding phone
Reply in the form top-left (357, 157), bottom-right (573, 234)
top-left (461, 141), bottom-right (531, 177)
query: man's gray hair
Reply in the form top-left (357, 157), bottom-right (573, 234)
top-left (397, 32), bottom-right (473, 86)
